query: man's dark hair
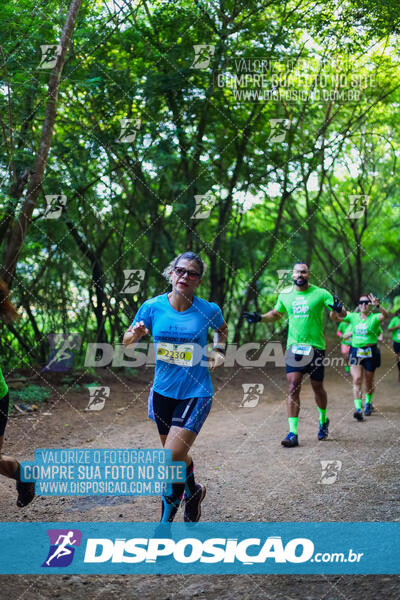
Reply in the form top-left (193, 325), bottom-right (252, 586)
top-left (293, 261), bottom-right (310, 269)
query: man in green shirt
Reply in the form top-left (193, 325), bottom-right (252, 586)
top-left (388, 308), bottom-right (400, 383)
top-left (242, 262), bottom-right (346, 447)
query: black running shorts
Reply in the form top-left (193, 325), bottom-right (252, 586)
top-left (285, 346), bottom-right (325, 381)
top-left (148, 389), bottom-right (212, 435)
top-left (349, 345), bottom-right (381, 372)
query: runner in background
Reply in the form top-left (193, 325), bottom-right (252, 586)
top-left (333, 294), bottom-right (388, 419)
top-left (0, 280), bottom-right (35, 507)
top-left (242, 262), bottom-right (346, 447)
top-left (374, 324), bottom-right (384, 411)
top-left (340, 309), bottom-right (381, 412)
top-left (337, 321), bottom-right (352, 375)
top-left (123, 252), bottom-right (227, 522)
top-left (387, 308), bottom-right (400, 383)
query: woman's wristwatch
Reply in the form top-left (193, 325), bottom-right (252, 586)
top-left (213, 345), bottom-right (226, 355)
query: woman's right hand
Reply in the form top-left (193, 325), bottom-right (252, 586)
top-left (123, 321), bottom-right (149, 345)
top-left (132, 321), bottom-right (149, 337)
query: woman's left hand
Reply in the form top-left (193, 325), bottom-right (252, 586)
top-left (368, 293), bottom-right (380, 307)
top-left (208, 349), bottom-right (225, 371)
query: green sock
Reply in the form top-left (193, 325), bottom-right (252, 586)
top-left (317, 407), bottom-right (327, 424)
top-left (345, 365), bottom-right (350, 373)
top-left (365, 393), bottom-right (374, 405)
top-left (354, 398), bottom-right (362, 411)
top-left (288, 417), bottom-right (298, 435)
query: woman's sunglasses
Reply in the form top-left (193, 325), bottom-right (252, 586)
top-left (174, 267), bottom-right (201, 280)
top-left (359, 300), bottom-right (370, 305)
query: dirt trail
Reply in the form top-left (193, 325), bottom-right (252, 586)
top-left (1, 339), bottom-right (399, 598)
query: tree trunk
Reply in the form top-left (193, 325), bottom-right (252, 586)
top-left (1, 0), bottom-right (83, 287)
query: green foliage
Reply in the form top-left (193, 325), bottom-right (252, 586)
top-left (1, 0), bottom-right (400, 363)
top-left (9, 385), bottom-right (51, 410)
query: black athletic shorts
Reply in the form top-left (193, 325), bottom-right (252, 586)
top-left (148, 389), bottom-right (212, 435)
top-left (0, 392), bottom-right (9, 437)
top-left (285, 346), bottom-right (325, 381)
top-left (393, 341), bottom-right (400, 354)
top-left (349, 345), bottom-right (381, 372)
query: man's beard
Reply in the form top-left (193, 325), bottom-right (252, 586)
top-left (294, 277), bottom-right (307, 287)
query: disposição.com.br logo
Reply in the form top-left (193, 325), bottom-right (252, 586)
top-left (42, 529), bottom-right (82, 567)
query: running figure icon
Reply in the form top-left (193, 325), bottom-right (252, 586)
top-left (45, 531), bottom-right (77, 566)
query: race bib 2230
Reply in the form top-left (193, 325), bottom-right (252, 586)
top-left (156, 342), bottom-right (194, 366)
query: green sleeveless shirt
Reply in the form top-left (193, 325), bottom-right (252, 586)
top-left (0, 367), bottom-right (8, 399)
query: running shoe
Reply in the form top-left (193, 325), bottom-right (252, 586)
top-left (353, 409), bottom-right (364, 421)
top-left (364, 403), bottom-right (372, 416)
top-left (183, 484), bottom-right (206, 522)
top-left (281, 432), bottom-right (299, 447)
top-left (318, 418), bottom-right (330, 440)
top-left (160, 495), bottom-right (181, 523)
top-left (16, 481), bottom-right (35, 507)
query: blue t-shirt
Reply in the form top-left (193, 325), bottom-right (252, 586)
top-left (131, 293), bottom-right (224, 399)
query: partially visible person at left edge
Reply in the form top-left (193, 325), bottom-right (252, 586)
top-left (0, 279), bottom-right (35, 507)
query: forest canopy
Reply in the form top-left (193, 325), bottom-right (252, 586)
top-left (1, 0), bottom-right (399, 368)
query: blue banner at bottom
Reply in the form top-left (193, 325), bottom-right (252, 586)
top-left (0, 522), bottom-right (398, 574)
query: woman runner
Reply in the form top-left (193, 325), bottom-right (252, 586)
top-left (387, 308), bottom-right (400, 383)
top-left (333, 294), bottom-right (388, 420)
top-left (0, 280), bottom-right (35, 506)
top-left (123, 252), bottom-right (227, 522)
